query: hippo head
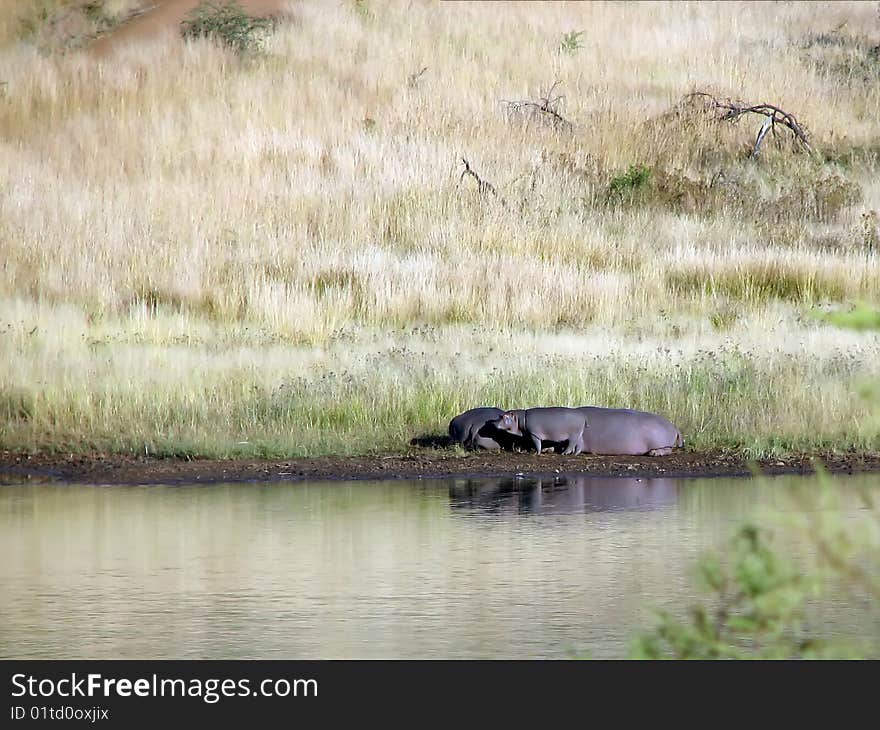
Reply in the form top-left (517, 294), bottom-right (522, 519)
top-left (494, 411), bottom-right (522, 436)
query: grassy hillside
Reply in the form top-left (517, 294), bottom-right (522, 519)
top-left (1, 0), bottom-right (879, 458)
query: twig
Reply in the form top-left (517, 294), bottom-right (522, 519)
top-left (684, 91), bottom-right (812, 156)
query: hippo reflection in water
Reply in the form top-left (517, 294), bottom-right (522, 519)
top-left (448, 475), bottom-right (679, 515)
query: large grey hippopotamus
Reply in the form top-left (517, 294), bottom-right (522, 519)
top-left (491, 406), bottom-right (684, 456)
top-left (493, 407), bottom-right (588, 455)
top-left (576, 406), bottom-right (684, 456)
top-left (448, 407), bottom-right (526, 451)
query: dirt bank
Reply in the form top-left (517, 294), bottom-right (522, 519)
top-left (90, 0), bottom-right (289, 56)
top-left (2, 449), bottom-right (880, 486)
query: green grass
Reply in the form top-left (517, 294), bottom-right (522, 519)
top-left (2, 323), bottom-right (879, 459)
top-left (666, 266), bottom-right (851, 304)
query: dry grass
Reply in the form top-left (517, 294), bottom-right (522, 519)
top-left (1, 0), bottom-right (880, 458)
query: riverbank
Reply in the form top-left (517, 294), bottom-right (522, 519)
top-left (2, 449), bottom-right (880, 486)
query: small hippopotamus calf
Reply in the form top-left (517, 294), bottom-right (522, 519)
top-left (493, 407), bottom-right (587, 455)
top-left (448, 407), bottom-right (524, 451)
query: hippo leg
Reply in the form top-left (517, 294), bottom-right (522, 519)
top-left (531, 435), bottom-right (543, 454)
top-left (647, 447), bottom-right (673, 456)
top-left (563, 432), bottom-right (584, 456)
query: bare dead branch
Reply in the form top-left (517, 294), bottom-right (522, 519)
top-left (459, 157), bottom-right (498, 196)
top-left (458, 158), bottom-right (510, 209)
top-left (502, 80), bottom-right (573, 132)
top-left (684, 91), bottom-right (813, 156)
top-left (407, 66), bottom-right (428, 88)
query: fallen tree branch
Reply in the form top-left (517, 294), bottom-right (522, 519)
top-left (684, 91), bottom-right (812, 157)
top-left (502, 80), bottom-right (573, 131)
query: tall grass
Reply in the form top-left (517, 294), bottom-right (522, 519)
top-left (1, 1), bottom-right (879, 458)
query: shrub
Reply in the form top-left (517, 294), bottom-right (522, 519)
top-left (559, 30), bottom-right (585, 54)
top-left (607, 164), bottom-right (652, 200)
top-left (180, 1), bottom-right (275, 54)
top-left (632, 525), bottom-right (822, 659)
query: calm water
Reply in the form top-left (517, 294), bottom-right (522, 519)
top-left (1, 473), bottom-right (878, 659)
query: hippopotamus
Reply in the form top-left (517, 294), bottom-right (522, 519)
top-left (448, 407), bottom-right (526, 451)
top-left (576, 406), bottom-right (684, 456)
top-left (493, 407), bottom-right (588, 455)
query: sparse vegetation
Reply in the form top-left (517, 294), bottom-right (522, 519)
top-left (14, 0), bottom-right (141, 50)
top-left (1, 1), bottom-right (879, 458)
top-left (801, 24), bottom-right (880, 84)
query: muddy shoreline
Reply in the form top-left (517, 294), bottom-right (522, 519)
top-left (2, 449), bottom-right (880, 486)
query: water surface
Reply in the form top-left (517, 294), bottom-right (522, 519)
top-left (1, 473), bottom-right (878, 658)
